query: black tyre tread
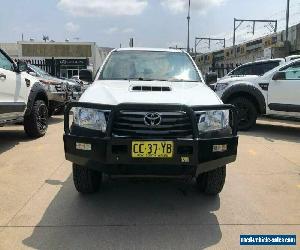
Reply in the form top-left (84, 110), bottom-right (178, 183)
top-left (196, 166), bottom-right (226, 195)
top-left (230, 97), bottom-right (257, 131)
top-left (24, 100), bottom-right (48, 138)
top-left (73, 164), bottom-right (102, 194)
top-left (196, 173), bottom-right (207, 192)
top-left (48, 107), bottom-right (54, 117)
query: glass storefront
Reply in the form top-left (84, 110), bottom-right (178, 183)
top-left (44, 58), bottom-right (89, 79)
top-left (60, 65), bottom-right (86, 78)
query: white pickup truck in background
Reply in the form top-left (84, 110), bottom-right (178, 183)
top-left (0, 48), bottom-right (49, 137)
top-left (215, 59), bottom-right (300, 130)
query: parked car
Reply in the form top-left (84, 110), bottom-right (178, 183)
top-left (27, 64), bottom-right (68, 116)
top-left (63, 48), bottom-right (239, 195)
top-left (205, 59), bottom-right (285, 90)
top-left (215, 59), bottom-right (300, 130)
top-left (285, 55), bottom-right (300, 62)
top-left (0, 49), bottom-right (48, 137)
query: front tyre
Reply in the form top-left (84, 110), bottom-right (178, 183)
top-left (196, 166), bottom-right (226, 195)
top-left (24, 100), bottom-right (48, 138)
top-left (229, 97), bottom-right (257, 131)
top-left (73, 164), bottom-right (102, 194)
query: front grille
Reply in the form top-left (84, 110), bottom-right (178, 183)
top-left (112, 110), bottom-right (193, 138)
top-left (68, 84), bottom-right (82, 92)
top-left (54, 82), bottom-right (69, 92)
top-left (55, 84), bottom-right (63, 92)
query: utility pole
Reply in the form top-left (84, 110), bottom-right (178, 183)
top-left (286, 0), bottom-right (290, 41)
top-left (129, 38), bottom-right (134, 47)
top-left (233, 18), bottom-right (236, 53)
top-left (194, 37), bottom-right (226, 57)
top-left (187, 0), bottom-right (191, 54)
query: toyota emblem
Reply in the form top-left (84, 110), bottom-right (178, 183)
top-left (144, 112), bottom-right (162, 126)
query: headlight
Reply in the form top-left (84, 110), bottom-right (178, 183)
top-left (46, 84), bottom-right (57, 92)
top-left (215, 83), bottom-right (228, 92)
top-left (197, 110), bottom-right (229, 133)
top-left (73, 107), bottom-right (108, 132)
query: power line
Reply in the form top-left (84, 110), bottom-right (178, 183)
top-left (194, 37), bottom-right (225, 56)
top-left (202, 1), bottom-right (300, 52)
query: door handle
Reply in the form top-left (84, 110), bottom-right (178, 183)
top-left (0, 73), bottom-right (6, 79)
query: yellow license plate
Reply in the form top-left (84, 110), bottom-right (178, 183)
top-left (132, 141), bottom-right (174, 158)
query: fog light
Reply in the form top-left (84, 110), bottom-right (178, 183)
top-left (76, 143), bottom-right (91, 151)
top-left (213, 144), bottom-right (227, 152)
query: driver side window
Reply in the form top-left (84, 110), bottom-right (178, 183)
top-left (0, 51), bottom-right (14, 71)
top-left (281, 62), bottom-right (300, 80)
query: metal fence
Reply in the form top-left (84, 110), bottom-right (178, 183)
top-left (24, 57), bottom-right (57, 76)
top-left (15, 57), bottom-right (57, 76)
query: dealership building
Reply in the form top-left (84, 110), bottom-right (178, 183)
top-left (0, 41), bottom-right (113, 78)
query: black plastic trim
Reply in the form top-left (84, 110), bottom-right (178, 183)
top-left (221, 84), bottom-right (266, 114)
top-left (258, 83), bottom-right (269, 91)
top-left (25, 82), bottom-right (49, 116)
top-left (269, 103), bottom-right (300, 112)
top-left (64, 134), bottom-right (238, 175)
top-left (0, 102), bottom-right (26, 114)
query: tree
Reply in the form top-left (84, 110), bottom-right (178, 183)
top-left (42, 35), bottom-right (49, 42)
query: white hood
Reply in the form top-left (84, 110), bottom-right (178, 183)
top-left (217, 75), bottom-right (260, 84)
top-left (79, 80), bottom-right (222, 106)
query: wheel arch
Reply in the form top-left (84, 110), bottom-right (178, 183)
top-left (25, 82), bottom-right (49, 116)
top-left (221, 84), bottom-right (266, 114)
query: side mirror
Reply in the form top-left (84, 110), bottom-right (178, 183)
top-left (17, 61), bottom-right (28, 72)
top-left (272, 71), bottom-right (286, 81)
top-left (205, 72), bottom-right (218, 85)
top-left (79, 69), bottom-right (93, 83)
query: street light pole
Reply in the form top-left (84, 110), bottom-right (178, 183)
top-left (286, 0), bottom-right (290, 41)
top-left (187, 0), bottom-right (191, 53)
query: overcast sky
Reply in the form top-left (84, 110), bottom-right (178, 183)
top-left (0, 0), bottom-right (299, 51)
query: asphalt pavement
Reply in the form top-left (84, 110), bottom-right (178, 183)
top-left (0, 116), bottom-right (299, 250)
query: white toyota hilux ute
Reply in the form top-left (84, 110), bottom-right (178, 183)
top-left (0, 48), bottom-right (49, 137)
top-left (215, 59), bottom-right (300, 130)
top-left (63, 48), bottom-right (239, 196)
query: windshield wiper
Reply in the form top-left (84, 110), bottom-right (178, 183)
top-left (127, 78), bottom-right (168, 81)
top-left (168, 79), bottom-right (199, 82)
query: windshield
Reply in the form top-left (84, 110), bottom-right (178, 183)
top-left (99, 50), bottom-right (201, 82)
top-left (29, 64), bottom-right (50, 77)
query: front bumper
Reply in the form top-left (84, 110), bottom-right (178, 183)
top-left (64, 102), bottom-right (239, 176)
top-left (64, 135), bottom-right (238, 175)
